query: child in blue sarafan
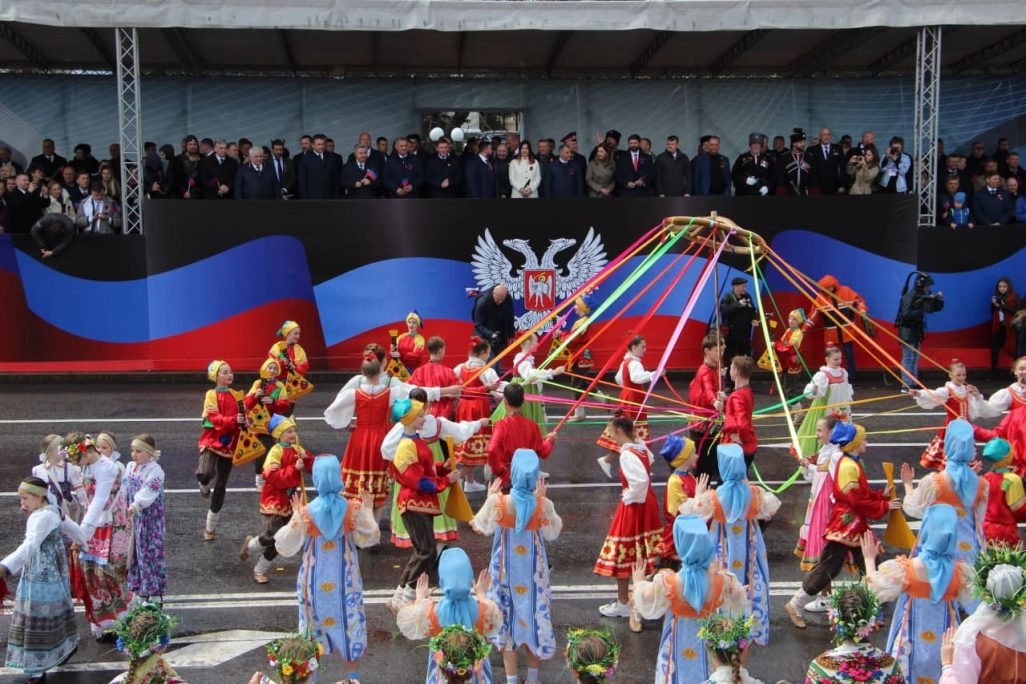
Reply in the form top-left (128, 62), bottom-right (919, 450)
top-left (948, 192), bottom-right (974, 229)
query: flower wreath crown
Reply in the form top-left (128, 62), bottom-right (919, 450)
top-left (564, 626), bottom-right (620, 681)
top-left (826, 582), bottom-right (884, 644)
top-left (266, 634), bottom-right (324, 681)
top-left (113, 603), bottom-right (177, 660)
top-left (428, 624), bottom-right (492, 679)
top-left (973, 543), bottom-right (1026, 619)
top-left (697, 613), bottom-right (756, 655)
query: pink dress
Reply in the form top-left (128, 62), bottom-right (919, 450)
top-left (794, 444), bottom-right (848, 571)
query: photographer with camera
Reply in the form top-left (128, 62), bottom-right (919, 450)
top-left (895, 271), bottom-right (944, 388)
top-left (845, 144), bottom-right (880, 195)
top-left (472, 284), bottom-right (516, 372)
top-left (878, 136), bottom-right (912, 194)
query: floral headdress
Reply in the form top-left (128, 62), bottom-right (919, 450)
top-left (564, 626), bottom-right (620, 681)
top-left (973, 544), bottom-right (1026, 619)
top-left (113, 603), bottom-right (176, 659)
top-left (697, 613), bottom-right (756, 655)
top-left (61, 432), bottom-right (94, 465)
top-left (429, 624), bottom-right (492, 679)
top-left (826, 582), bottom-right (884, 644)
top-left (266, 635), bottom-right (323, 681)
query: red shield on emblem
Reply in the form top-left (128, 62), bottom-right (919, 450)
top-left (524, 269), bottom-right (556, 311)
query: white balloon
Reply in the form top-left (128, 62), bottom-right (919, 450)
top-left (450, 128), bottom-right (465, 142)
top-left (429, 127), bottom-right (444, 142)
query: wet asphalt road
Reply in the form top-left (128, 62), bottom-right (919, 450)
top-left (0, 373), bottom-right (1007, 683)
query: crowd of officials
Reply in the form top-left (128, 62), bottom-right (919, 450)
top-left (1, 129), bottom-right (1025, 246)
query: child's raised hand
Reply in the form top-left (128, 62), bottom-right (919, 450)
top-left (415, 573), bottom-right (431, 601)
top-left (536, 477), bottom-right (547, 499)
top-left (473, 569), bottom-right (491, 597)
top-left (695, 473), bottom-right (710, 498)
top-left (941, 625), bottom-right (956, 666)
top-left (488, 478), bottom-right (503, 496)
top-left (631, 557), bottom-right (649, 585)
top-left (859, 531), bottom-right (879, 562)
top-left (290, 492), bottom-right (303, 511)
top-left (900, 463), bottom-right (915, 487)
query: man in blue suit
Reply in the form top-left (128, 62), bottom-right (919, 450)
top-left (614, 133), bottom-right (654, 197)
top-left (465, 139), bottom-right (497, 198)
top-left (690, 135), bottom-right (731, 196)
top-left (973, 171), bottom-right (1013, 225)
top-left (541, 143), bottom-right (585, 198)
top-left (297, 134), bottom-right (338, 199)
top-left (233, 147), bottom-right (280, 199)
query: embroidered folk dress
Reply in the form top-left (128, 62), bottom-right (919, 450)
top-left (275, 501), bottom-right (380, 661)
top-left (596, 353), bottom-right (656, 453)
top-left (795, 443), bottom-right (847, 571)
top-left (453, 357), bottom-right (500, 467)
top-left (2, 505), bottom-right (85, 674)
top-left (324, 374), bottom-right (441, 507)
top-left (681, 484), bottom-right (781, 646)
top-left (795, 366), bottom-right (853, 460)
top-left (803, 642), bottom-right (905, 683)
top-left (915, 382), bottom-right (999, 470)
top-left (471, 492), bottom-right (562, 659)
top-left (633, 567), bottom-right (747, 683)
top-left (122, 459), bottom-right (167, 598)
top-left (80, 455), bottom-right (134, 632)
top-left (869, 556), bottom-right (975, 684)
top-left (397, 595), bottom-right (503, 683)
top-left (594, 444), bottom-right (665, 579)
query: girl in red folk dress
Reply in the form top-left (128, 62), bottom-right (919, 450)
top-left (196, 360), bottom-right (257, 542)
top-left (594, 415), bottom-right (664, 633)
top-left (596, 335), bottom-right (660, 479)
top-left (912, 359), bottom-right (1000, 470)
top-left (324, 344), bottom-right (459, 520)
top-left (454, 338), bottom-right (501, 493)
top-left (268, 320), bottom-right (313, 410)
top-left (394, 311), bottom-right (428, 377)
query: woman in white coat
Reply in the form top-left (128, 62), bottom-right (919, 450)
top-left (508, 142), bottom-right (542, 198)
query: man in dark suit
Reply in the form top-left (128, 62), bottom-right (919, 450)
top-left (808, 127), bottom-right (847, 194)
top-left (340, 145), bottom-right (380, 199)
top-left (973, 171), bottom-right (1013, 226)
top-left (465, 140), bottom-right (497, 199)
top-left (198, 140), bottom-right (239, 200)
top-left (269, 139), bottom-right (294, 198)
top-left (614, 134), bottom-right (654, 197)
top-left (541, 143), bottom-right (585, 198)
top-left (691, 135), bottom-right (731, 196)
top-left (233, 148), bottom-right (279, 199)
top-left (347, 132), bottom-right (386, 170)
top-left (297, 134), bottom-right (339, 199)
top-left (29, 139), bottom-right (67, 180)
top-left (561, 132), bottom-right (588, 176)
top-left (654, 135), bottom-right (691, 197)
top-left (424, 138), bottom-right (462, 198)
top-left (382, 138), bottom-right (422, 198)
top-left (6, 173), bottom-right (48, 234)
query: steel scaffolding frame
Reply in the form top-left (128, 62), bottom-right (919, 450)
top-left (913, 26), bottom-right (942, 227)
top-left (115, 28), bottom-right (143, 234)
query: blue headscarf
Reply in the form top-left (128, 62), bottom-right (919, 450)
top-left (306, 455), bottom-right (348, 539)
top-left (435, 547), bottom-right (480, 629)
top-left (674, 514), bottom-right (716, 610)
top-left (918, 503), bottom-right (958, 604)
top-left (716, 444), bottom-right (751, 524)
top-left (943, 419), bottom-right (979, 511)
top-left (829, 422), bottom-right (857, 448)
top-left (510, 448), bottom-right (540, 533)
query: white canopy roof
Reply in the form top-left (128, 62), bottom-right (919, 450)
top-left (2, 0), bottom-right (1023, 32)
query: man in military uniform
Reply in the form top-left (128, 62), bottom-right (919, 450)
top-left (776, 128), bottom-right (815, 196)
top-left (732, 133), bottom-right (773, 196)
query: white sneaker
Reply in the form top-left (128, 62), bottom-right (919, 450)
top-left (804, 597), bottom-right (830, 613)
top-left (597, 457), bottom-right (614, 479)
top-left (598, 600), bottom-right (631, 618)
top-left (198, 482), bottom-right (211, 497)
top-left (463, 481), bottom-right (486, 493)
top-left (255, 474), bottom-right (265, 491)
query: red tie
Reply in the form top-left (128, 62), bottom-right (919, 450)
top-left (632, 153), bottom-right (638, 172)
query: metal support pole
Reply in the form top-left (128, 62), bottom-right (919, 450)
top-left (115, 28), bottom-right (143, 234)
top-left (913, 26), bottom-right (941, 227)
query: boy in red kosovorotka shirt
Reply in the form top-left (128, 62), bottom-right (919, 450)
top-left (241, 414), bottom-right (314, 584)
top-left (487, 384), bottom-right (556, 490)
top-left (720, 355), bottom-right (757, 474)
